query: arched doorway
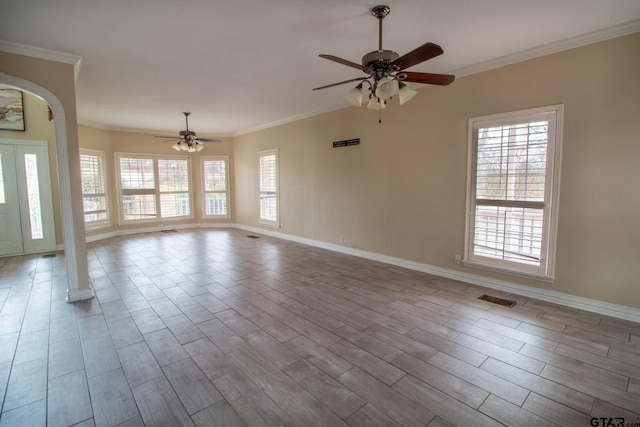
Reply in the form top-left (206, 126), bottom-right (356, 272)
top-left (0, 73), bottom-right (92, 302)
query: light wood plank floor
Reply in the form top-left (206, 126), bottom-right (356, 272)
top-left (1, 228), bottom-right (639, 426)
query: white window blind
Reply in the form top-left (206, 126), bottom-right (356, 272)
top-left (202, 156), bottom-right (229, 217)
top-left (158, 159), bottom-right (190, 218)
top-left (465, 105), bottom-right (563, 281)
top-left (259, 149), bottom-right (278, 225)
top-left (117, 154), bottom-right (191, 223)
top-left (80, 149), bottom-right (109, 229)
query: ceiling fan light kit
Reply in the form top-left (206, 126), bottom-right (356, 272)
top-left (398, 83), bottom-right (418, 105)
top-left (344, 84), bottom-right (365, 107)
top-left (315, 5), bottom-right (455, 122)
top-left (367, 97), bottom-right (386, 110)
top-left (155, 112), bottom-right (221, 153)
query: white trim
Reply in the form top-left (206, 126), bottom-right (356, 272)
top-left (114, 152), bottom-right (194, 225)
top-left (0, 73), bottom-right (92, 302)
top-left (79, 148), bottom-right (110, 231)
top-left (465, 105), bottom-right (563, 279)
top-left (67, 286), bottom-right (95, 303)
top-left (5, 20), bottom-right (638, 137)
top-left (258, 149), bottom-right (280, 227)
top-left (450, 19), bottom-right (640, 79)
top-left (235, 224), bottom-right (640, 324)
top-left (235, 102), bottom-right (349, 137)
top-left (233, 20), bottom-right (640, 136)
top-left (201, 155), bottom-right (231, 219)
top-left (462, 259), bottom-right (553, 283)
top-left (83, 222), bottom-right (236, 243)
top-left (0, 40), bottom-right (83, 83)
top-left (79, 223), bottom-right (640, 323)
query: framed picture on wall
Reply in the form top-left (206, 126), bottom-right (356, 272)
top-left (0, 88), bottom-right (25, 131)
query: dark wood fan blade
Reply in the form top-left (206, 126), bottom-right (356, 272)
top-left (393, 42), bottom-right (443, 70)
top-left (403, 72), bottom-right (455, 86)
top-left (319, 54), bottom-right (363, 71)
top-left (197, 138), bottom-right (222, 143)
top-left (155, 135), bottom-right (178, 139)
top-left (313, 77), bottom-right (367, 91)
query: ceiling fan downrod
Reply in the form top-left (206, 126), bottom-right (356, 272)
top-left (371, 5), bottom-right (390, 51)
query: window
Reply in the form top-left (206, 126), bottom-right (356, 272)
top-left (116, 154), bottom-right (191, 223)
top-left (24, 153), bottom-right (44, 239)
top-left (80, 149), bottom-right (109, 230)
top-left (202, 156), bottom-right (230, 218)
top-left (258, 149), bottom-right (278, 226)
top-left (465, 105), bottom-right (563, 281)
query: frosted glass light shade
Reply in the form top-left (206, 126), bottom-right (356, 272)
top-left (344, 85), bottom-right (364, 106)
top-left (196, 144), bottom-right (204, 151)
top-left (398, 83), bottom-right (418, 105)
top-left (366, 97), bottom-right (386, 110)
top-left (375, 77), bottom-right (399, 100)
top-left (172, 143), bottom-right (181, 151)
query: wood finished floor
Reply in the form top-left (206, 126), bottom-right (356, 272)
top-left (0, 228), bottom-right (639, 426)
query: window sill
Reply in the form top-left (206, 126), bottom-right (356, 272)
top-left (258, 220), bottom-right (280, 229)
top-left (118, 216), bottom-right (194, 226)
top-left (462, 259), bottom-right (554, 283)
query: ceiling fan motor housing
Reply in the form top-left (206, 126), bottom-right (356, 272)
top-left (362, 50), bottom-right (400, 78)
top-left (179, 130), bottom-right (196, 137)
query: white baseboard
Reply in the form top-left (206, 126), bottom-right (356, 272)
top-left (83, 222), bottom-right (236, 243)
top-left (237, 225), bottom-right (640, 324)
top-left (66, 286), bottom-right (95, 303)
top-left (77, 222), bottom-right (640, 323)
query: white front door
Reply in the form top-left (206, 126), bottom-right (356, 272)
top-left (0, 144), bottom-right (24, 255)
top-left (0, 140), bottom-right (56, 256)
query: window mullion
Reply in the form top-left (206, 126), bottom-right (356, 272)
top-left (475, 199), bottom-right (545, 209)
top-left (465, 105), bottom-right (563, 281)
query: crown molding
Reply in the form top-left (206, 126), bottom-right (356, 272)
top-left (451, 18), bottom-right (640, 78)
top-left (237, 19), bottom-right (640, 136)
top-left (0, 39), bottom-right (83, 83)
top-left (77, 118), bottom-right (112, 130)
top-left (77, 118), bottom-right (234, 138)
top-left (233, 102), bottom-right (348, 137)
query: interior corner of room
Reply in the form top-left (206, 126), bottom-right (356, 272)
top-left (1, 27), bottom-right (639, 322)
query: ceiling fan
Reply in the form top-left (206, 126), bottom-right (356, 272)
top-left (314, 5), bottom-right (454, 115)
top-left (155, 112), bottom-right (221, 152)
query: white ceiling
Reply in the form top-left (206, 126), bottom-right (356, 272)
top-left (2, 0), bottom-right (640, 137)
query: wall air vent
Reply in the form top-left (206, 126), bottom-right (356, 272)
top-left (333, 138), bottom-right (360, 148)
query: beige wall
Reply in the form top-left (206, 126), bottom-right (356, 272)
top-left (5, 33), bottom-right (638, 310)
top-left (233, 33), bottom-right (640, 309)
top-left (78, 125), bottom-right (235, 235)
top-left (1, 50), bottom-right (90, 292)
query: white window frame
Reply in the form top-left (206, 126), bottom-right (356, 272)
top-left (79, 148), bottom-right (109, 230)
top-left (258, 148), bottom-right (279, 227)
top-left (201, 155), bottom-right (230, 219)
top-left (464, 105), bottom-right (563, 282)
top-left (115, 153), bottom-right (193, 224)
